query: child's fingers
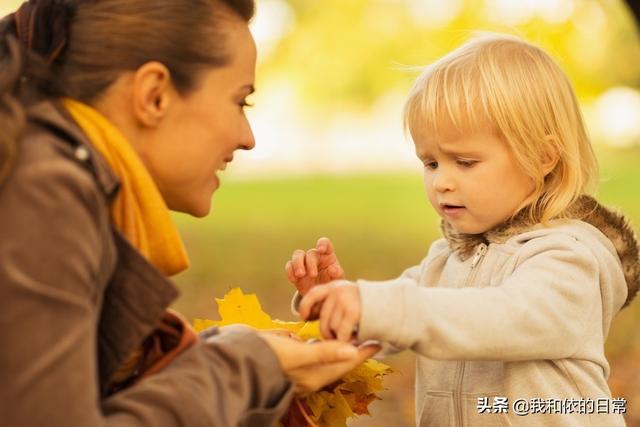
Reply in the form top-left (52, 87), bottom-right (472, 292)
top-left (285, 261), bottom-right (297, 284)
top-left (299, 286), bottom-right (331, 320)
top-left (291, 249), bottom-right (307, 277)
top-left (328, 263), bottom-right (345, 279)
top-left (307, 301), bottom-right (322, 321)
top-left (329, 308), bottom-right (348, 342)
top-left (317, 251), bottom-right (338, 270)
top-left (339, 307), bottom-right (360, 342)
top-left (319, 294), bottom-right (337, 339)
top-left (335, 319), bottom-right (355, 343)
top-left (316, 237), bottom-right (334, 254)
top-left (305, 249), bottom-right (319, 277)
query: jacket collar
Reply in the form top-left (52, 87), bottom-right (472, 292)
top-left (27, 100), bottom-right (120, 201)
top-left (442, 195), bottom-right (640, 307)
top-left (99, 230), bottom-right (179, 395)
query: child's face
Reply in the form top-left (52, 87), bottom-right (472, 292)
top-left (414, 127), bottom-right (535, 234)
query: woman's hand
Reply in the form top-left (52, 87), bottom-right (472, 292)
top-left (298, 280), bottom-right (361, 342)
top-left (260, 332), bottom-right (379, 395)
top-left (285, 237), bottom-right (345, 296)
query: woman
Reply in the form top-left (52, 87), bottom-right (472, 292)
top-left (0, 1), bottom-right (378, 426)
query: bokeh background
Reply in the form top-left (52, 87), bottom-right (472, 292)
top-left (3, 0), bottom-right (638, 425)
top-left (176, 1), bottom-right (640, 425)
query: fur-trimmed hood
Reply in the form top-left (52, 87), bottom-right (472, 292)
top-left (441, 195), bottom-right (640, 308)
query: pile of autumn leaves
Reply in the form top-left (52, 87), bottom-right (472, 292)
top-left (193, 288), bottom-right (392, 427)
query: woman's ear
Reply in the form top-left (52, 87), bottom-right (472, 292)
top-left (131, 61), bottom-right (173, 128)
top-left (542, 135), bottom-right (560, 177)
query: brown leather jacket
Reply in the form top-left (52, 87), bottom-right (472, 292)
top-left (0, 101), bottom-right (293, 426)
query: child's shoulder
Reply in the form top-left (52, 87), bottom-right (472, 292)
top-left (427, 237), bottom-right (450, 252)
top-left (425, 237), bottom-right (451, 258)
top-left (502, 198), bottom-right (639, 307)
top-left (477, 196), bottom-right (634, 257)
top-left (505, 219), bottom-right (610, 249)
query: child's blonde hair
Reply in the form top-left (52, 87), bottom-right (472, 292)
top-left (404, 33), bottom-right (598, 224)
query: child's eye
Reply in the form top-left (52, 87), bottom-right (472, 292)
top-left (424, 161), bottom-right (438, 170)
top-left (456, 159), bottom-right (477, 168)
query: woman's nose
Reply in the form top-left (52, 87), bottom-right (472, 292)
top-left (238, 121), bottom-right (256, 151)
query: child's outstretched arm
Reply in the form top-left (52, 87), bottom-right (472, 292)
top-left (353, 235), bottom-right (616, 361)
top-left (285, 237), bottom-right (345, 295)
top-left (299, 281), bottom-right (361, 342)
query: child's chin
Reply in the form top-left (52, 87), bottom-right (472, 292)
top-left (448, 222), bottom-right (488, 235)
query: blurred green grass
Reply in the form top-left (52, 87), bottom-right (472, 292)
top-left (172, 173), bottom-right (441, 320)
top-left (172, 144), bottom-right (640, 426)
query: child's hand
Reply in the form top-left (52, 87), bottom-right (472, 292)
top-left (285, 237), bottom-right (345, 296)
top-left (299, 280), bottom-right (361, 342)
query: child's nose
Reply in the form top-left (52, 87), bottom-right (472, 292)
top-left (432, 170), bottom-right (455, 192)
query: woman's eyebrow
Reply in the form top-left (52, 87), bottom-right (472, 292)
top-left (240, 84), bottom-right (255, 95)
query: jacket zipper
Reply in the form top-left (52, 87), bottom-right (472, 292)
top-left (453, 243), bottom-right (488, 426)
top-left (470, 244), bottom-right (487, 269)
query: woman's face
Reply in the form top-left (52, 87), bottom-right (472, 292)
top-left (140, 21), bottom-right (257, 217)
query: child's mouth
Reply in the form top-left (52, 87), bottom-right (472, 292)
top-left (441, 204), bottom-right (466, 216)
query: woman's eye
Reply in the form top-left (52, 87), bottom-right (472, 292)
top-left (424, 161), bottom-right (438, 170)
top-left (456, 159), bottom-right (477, 167)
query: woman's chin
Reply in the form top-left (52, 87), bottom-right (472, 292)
top-left (168, 197), bottom-right (212, 218)
top-left (190, 200), bottom-right (213, 218)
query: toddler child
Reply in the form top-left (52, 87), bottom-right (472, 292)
top-left (285, 34), bottom-right (639, 426)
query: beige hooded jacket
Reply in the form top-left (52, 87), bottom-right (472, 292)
top-left (357, 196), bottom-right (639, 426)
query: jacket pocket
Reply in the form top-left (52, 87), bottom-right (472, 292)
top-left (418, 391), bottom-right (455, 427)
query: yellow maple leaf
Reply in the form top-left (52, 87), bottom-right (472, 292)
top-left (296, 320), bottom-right (321, 341)
top-left (192, 318), bottom-right (216, 332)
top-left (306, 391), bottom-right (333, 419)
top-left (341, 391), bottom-right (378, 416)
top-left (195, 288), bottom-right (393, 427)
top-left (195, 288), bottom-right (303, 333)
top-left (319, 390), bottom-right (354, 425)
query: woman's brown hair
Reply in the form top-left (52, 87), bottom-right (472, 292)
top-left (0, 0), bottom-right (255, 184)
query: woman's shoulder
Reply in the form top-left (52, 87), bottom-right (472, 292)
top-left (3, 101), bottom-right (118, 205)
top-left (0, 101), bottom-right (118, 228)
top-left (0, 102), bottom-right (120, 308)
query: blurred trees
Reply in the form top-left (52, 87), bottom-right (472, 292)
top-left (259, 0), bottom-right (640, 116)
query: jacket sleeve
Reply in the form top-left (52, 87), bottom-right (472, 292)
top-left (103, 326), bottom-right (294, 427)
top-left (0, 151), bottom-right (292, 426)
top-left (356, 234), bottom-right (602, 361)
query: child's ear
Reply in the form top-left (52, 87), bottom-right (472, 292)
top-left (131, 61), bottom-right (173, 128)
top-left (542, 135), bottom-right (560, 177)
